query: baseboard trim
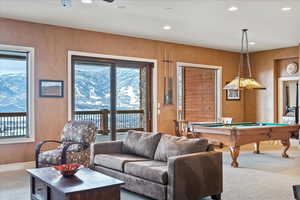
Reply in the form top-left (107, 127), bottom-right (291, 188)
top-left (0, 161), bottom-right (35, 172)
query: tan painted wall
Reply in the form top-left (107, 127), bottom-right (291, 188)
top-left (245, 46), bottom-right (299, 122)
top-left (0, 18), bottom-right (243, 164)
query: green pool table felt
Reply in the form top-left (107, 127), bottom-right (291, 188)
top-left (193, 122), bottom-right (290, 129)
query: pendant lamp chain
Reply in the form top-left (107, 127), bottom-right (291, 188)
top-left (238, 30), bottom-right (244, 78)
top-left (239, 29), bottom-right (252, 79)
top-left (244, 29), bottom-right (252, 78)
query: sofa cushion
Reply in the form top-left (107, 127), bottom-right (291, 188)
top-left (124, 160), bottom-right (168, 184)
top-left (122, 130), bottom-right (161, 159)
top-left (94, 153), bottom-right (149, 172)
top-left (154, 134), bottom-right (208, 162)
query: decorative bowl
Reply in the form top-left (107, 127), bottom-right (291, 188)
top-left (54, 163), bottom-right (83, 177)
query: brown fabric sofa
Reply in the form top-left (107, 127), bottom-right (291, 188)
top-left (90, 131), bottom-right (223, 200)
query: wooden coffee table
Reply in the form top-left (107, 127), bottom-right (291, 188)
top-left (26, 167), bottom-right (124, 200)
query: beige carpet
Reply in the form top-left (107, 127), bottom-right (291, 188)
top-left (1, 145), bottom-right (300, 200)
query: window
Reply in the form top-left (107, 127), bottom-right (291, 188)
top-left (71, 55), bottom-right (153, 141)
top-left (177, 64), bottom-right (222, 121)
top-left (0, 45), bottom-right (34, 144)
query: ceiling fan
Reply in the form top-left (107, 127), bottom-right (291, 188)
top-left (61, 0), bottom-right (114, 8)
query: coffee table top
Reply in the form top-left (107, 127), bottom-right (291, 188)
top-left (27, 167), bottom-right (124, 194)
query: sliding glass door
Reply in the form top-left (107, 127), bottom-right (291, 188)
top-left (71, 56), bottom-right (152, 141)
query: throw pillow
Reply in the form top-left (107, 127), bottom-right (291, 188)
top-left (154, 134), bottom-right (208, 162)
top-left (123, 130), bottom-right (162, 159)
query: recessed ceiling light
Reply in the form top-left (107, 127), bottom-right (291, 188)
top-left (249, 42), bottom-right (256, 45)
top-left (81, 0), bottom-right (93, 3)
top-left (228, 6), bottom-right (238, 12)
top-left (163, 25), bottom-right (172, 30)
top-left (281, 7), bottom-right (292, 11)
top-left (116, 5), bottom-right (126, 9)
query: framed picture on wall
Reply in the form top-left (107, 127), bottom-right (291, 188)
top-left (226, 89), bottom-right (240, 101)
top-left (39, 80), bottom-right (64, 98)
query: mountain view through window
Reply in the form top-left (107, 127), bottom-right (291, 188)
top-left (0, 50), bottom-right (28, 138)
top-left (74, 63), bottom-right (141, 111)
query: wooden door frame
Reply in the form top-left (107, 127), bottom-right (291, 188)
top-left (277, 76), bottom-right (299, 123)
top-left (67, 50), bottom-right (158, 132)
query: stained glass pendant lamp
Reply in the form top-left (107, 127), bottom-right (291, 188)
top-left (224, 29), bottom-right (265, 90)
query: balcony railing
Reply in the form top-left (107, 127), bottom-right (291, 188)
top-left (0, 109), bottom-right (144, 138)
top-left (0, 112), bottom-right (27, 138)
top-left (74, 109), bottom-right (144, 134)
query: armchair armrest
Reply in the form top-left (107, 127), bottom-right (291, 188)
top-left (90, 141), bottom-right (123, 167)
top-left (60, 141), bottom-right (90, 165)
top-left (35, 140), bottom-right (62, 168)
top-left (167, 151), bottom-right (222, 200)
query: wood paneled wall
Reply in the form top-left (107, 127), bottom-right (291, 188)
top-left (184, 67), bottom-right (216, 122)
top-left (0, 18), bottom-right (244, 164)
top-left (245, 46), bottom-right (299, 122)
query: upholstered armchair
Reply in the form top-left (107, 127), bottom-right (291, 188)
top-left (35, 120), bottom-right (97, 168)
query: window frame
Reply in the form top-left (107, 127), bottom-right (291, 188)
top-left (0, 44), bottom-right (35, 144)
top-left (68, 51), bottom-right (158, 133)
top-left (176, 62), bottom-right (222, 121)
top-left (71, 55), bottom-right (154, 140)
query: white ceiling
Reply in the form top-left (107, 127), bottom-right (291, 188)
top-left (0, 0), bottom-right (300, 52)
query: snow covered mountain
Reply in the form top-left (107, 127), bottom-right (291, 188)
top-left (0, 68), bottom-right (140, 113)
top-left (75, 67), bottom-right (140, 111)
top-left (0, 73), bottom-right (27, 113)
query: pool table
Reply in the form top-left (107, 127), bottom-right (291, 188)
top-left (190, 122), bottom-right (300, 168)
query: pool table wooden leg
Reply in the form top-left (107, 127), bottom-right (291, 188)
top-left (253, 142), bottom-right (260, 154)
top-left (281, 139), bottom-right (290, 158)
top-left (229, 145), bottom-right (240, 168)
